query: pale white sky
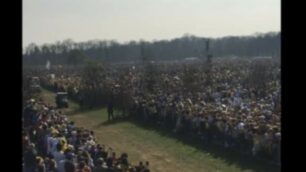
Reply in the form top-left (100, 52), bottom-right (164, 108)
top-left (23, 0), bottom-right (280, 48)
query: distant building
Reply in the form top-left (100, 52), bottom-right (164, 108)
top-left (184, 57), bottom-right (200, 61)
top-left (253, 56), bottom-right (273, 59)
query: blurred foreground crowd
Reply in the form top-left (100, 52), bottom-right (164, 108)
top-left (23, 99), bottom-right (151, 172)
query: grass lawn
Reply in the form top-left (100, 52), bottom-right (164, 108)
top-left (40, 89), bottom-right (280, 172)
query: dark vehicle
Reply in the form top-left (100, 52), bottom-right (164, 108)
top-left (56, 92), bottom-right (69, 108)
top-left (29, 77), bottom-right (41, 93)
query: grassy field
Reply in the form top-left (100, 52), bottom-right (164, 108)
top-left (40, 89), bottom-right (279, 172)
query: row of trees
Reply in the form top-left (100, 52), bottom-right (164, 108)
top-left (23, 32), bottom-right (280, 65)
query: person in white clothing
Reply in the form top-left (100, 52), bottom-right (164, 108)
top-left (51, 136), bottom-right (59, 155)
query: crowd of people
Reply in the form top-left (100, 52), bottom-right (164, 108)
top-left (28, 57), bottom-right (281, 164)
top-left (130, 59), bottom-right (281, 163)
top-left (22, 98), bottom-right (151, 172)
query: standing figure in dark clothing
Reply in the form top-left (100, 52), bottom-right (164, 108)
top-left (24, 144), bottom-right (37, 172)
top-left (108, 94), bottom-right (114, 121)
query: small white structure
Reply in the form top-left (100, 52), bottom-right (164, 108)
top-left (184, 57), bottom-right (200, 61)
top-left (253, 56), bottom-right (273, 59)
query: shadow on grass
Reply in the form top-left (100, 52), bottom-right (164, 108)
top-left (64, 106), bottom-right (105, 116)
top-left (95, 116), bottom-right (130, 127)
top-left (96, 116), bottom-right (280, 172)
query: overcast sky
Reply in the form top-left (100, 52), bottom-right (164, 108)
top-left (23, 0), bottom-right (280, 48)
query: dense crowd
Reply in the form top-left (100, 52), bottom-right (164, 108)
top-left (22, 98), bottom-right (151, 172)
top-left (28, 58), bottom-right (281, 164)
top-left (130, 59), bottom-right (281, 163)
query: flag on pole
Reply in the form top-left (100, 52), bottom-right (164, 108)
top-left (46, 60), bottom-right (50, 70)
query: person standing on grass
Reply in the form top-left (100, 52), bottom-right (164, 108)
top-left (108, 93), bottom-right (114, 121)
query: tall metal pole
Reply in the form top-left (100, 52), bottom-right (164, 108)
top-left (206, 39), bottom-right (212, 64)
top-left (206, 39), bottom-right (213, 85)
top-left (140, 42), bottom-right (146, 91)
top-left (141, 42), bottom-right (146, 63)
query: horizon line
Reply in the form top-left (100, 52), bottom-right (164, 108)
top-left (23, 30), bottom-right (280, 49)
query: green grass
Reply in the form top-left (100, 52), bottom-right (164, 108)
top-left (39, 89), bottom-right (280, 172)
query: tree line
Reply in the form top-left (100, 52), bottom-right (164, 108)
top-left (23, 32), bottom-right (280, 65)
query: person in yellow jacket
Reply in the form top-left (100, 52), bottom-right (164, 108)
top-left (59, 135), bottom-right (68, 152)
